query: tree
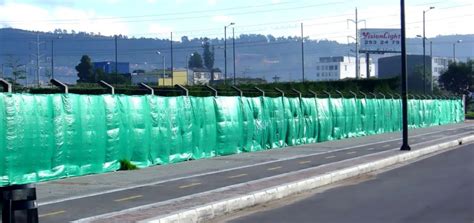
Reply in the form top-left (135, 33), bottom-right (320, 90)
top-left (439, 60), bottom-right (473, 95)
top-left (75, 55), bottom-right (94, 83)
top-left (439, 60), bottom-right (474, 112)
top-left (188, 52), bottom-right (204, 68)
top-left (202, 39), bottom-right (214, 70)
top-left (181, 36), bottom-right (189, 43)
top-left (5, 56), bottom-right (26, 85)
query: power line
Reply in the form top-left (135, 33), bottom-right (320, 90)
top-left (0, 2), bottom-right (345, 25)
top-left (0, 1), bottom-right (299, 23)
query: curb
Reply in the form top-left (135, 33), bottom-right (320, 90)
top-left (142, 135), bottom-right (474, 223)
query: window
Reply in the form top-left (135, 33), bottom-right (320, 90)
top-left (316, 66), bottom-right (320, 70)
top-left (317, 73), bottom-right (320, 77)
top-left (335, 65), bottom-right (338, 70)
top-left (345, 65), bottom-right (347, 71)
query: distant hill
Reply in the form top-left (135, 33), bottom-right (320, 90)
top-left (0, 28), bottom-right (472, 85)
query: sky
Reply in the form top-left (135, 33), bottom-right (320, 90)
top-left (0, 0), bottom-right (473, 43)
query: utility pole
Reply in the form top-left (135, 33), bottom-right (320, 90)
top-left (347, 8), bottom-right (365, 79)
top-left (366, 52), bottom-right (370, 78)
top-left (272, 75), bottom-right (280, 83)
top-left (224, 25), bottom-right (227, 85)
top-left (31, 33), bottom-right (45, 87)
top-left (232, 27), bottom-right (236, 85)
top-left (36, 34), bottom-right (41, 87)
top-left (171, 32), bottom-right (174, 86)
top-left (301, 23), bottom-right (305, 82)
top-left (114, 35), bottom-right (118, 84)
top-left (51, 39), bottom-right (54, 80)
top-left (400, 0), bottom-right (410, 151)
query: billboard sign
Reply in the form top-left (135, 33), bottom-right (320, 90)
top-left (360, 29), bottom-right (401, 53)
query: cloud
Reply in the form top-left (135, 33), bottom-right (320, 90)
top-left (212, 15), bottom-right (232, 23)
top-left (208, 0), bottom-right (217, 6)
top-left (0, 2), bottom-right (129, 36)
top-left (147, 23), bottom-right (172, 38)
top-left (105, 0), bottom-right (120, 4)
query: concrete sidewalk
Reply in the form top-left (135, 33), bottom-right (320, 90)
top-left (35, 122), bottom-right (474, 222)
top-left (38, 122), bottom-right (473, 204)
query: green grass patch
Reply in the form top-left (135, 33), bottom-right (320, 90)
top-left (119, 160), bottom-right (139, 171)
top-left (466, 112), bottom-right (474, 119)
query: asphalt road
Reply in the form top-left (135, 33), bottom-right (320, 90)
top-left (33, 126), bottom-right (473, 222)
top-left (228, 143), bottom-right (474, 223)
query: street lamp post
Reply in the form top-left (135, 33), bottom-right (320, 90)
top-left (156, 51), bottom-right (165, 86)
top-left (423, 6), bottom-right (434, 94)
top-left (453, 40), bottom-right (462, 63)
top-left (186, 53), bottom-right (194, 85)
top-left (232, 27), bottom-right (236, 85)
top-left (430, 40), bottom-right (433, 92)
top-left (400, 0), bottom-right (410, 151)
top-left (224, 22), bottom-right (235, 85)
top-left (51, 36), bottom-right (62, 80)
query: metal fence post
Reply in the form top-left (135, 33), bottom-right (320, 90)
top-left (0, 78), bottom-right (12, 93)
top-left (98, 80), bottom-right (115, 95)
top-left (254, 87), bottom-right (265, 97)
top-left (231, 86), bottom-right (243, 97)
top-left (138, 83), bottom-right (154, 95)
top-left (291, 88), bottom-right (302, 98)
top-left (50, 79), bottom-right (68, 94)
top-left (308, 89), bottom-right (318, 98)
top-left (205, 84), bottom-right (218, 97)
top-left (175, 84), bottom-right (189, 97)
top-left (274, 88), bottom-right (285, 97)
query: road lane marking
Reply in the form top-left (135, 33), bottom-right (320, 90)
top-left (267, 166), bottom-right (282, 171)
top-left (39, 210), bottom-right (66, 218)
top-left (179, 183), bottom-right (202, 189)
top-left (325, 155), bottom-right (336, 159)
top-left (382, 144), bottom-right (391, 148)
top-left (299, 161), bottom-right (311, 164)
top-left (347, 151), bottom-right (357, 155)
top-left (114, 195), bottom-right (143, 202)
top-left (367, 148), bottom-right (375, 150)
top-left (228, 174), bottom-right (248, 179)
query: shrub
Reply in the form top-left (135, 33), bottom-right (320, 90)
top-left (119, 160), bottom-right (139, 171)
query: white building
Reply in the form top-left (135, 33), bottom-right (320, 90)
top-left (431, 57), bottom-right (451, 83)
top-left (314, 56), bottom-right (375, 81)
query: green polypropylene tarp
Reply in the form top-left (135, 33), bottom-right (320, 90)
top-left (0, 93), bottom-right (464, 186)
